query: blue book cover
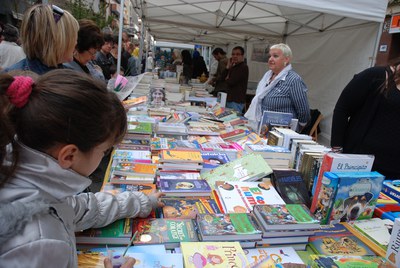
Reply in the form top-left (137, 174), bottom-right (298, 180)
top-left (258, 110), bottom-right (293, 136)
top-left (328, 171), bottom-right (385, 224)
top-left (159, 179), bottom-right (212, 196)
top-left (313, 172), bottom-right (340, 225)
top-left (201, 152), bottom-right (230, 169)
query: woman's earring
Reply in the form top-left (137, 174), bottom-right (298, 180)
top-left (284, 62), bottom-right (287, 66)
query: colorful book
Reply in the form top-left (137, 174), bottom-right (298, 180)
top-left (215, 180), bottom-right (285, 213)
top-left (244, 144), bottom-right (291, 160)
top-left (309, 255), bottom-right (391, 268)
top-left (308, 223), bottom-right (376, 256)
top-left (310, 153), bottom-right (375, 213)
top-left (127, 121), bottom-right (153, 134)
top-left (113, 149), bottom-right (152, 161)
top-left (381, 180), bottom-right (400, 203)
top-left (253, 204), bottom-right (319, 231)
top-left (196, 213), bottom-right (262, 241)
top-left (158, 178), bottom-right (212, 197)
top-left (158, 171), bottom-right (201, 180)
top-left (101, 183), bottom-right (156, 195)
top-left (257, 110), bottom-right (293, 136)
top-left (272, 169), bottom-right (311, 208)
top-left (181, 241), bottom-right (249, 268)
top-left (244, 247), bottom-right (304, 267)
top-left (161, 198), bottom-right (221, 219)
top-left (131, 218), bottom-right (199, 249)
top-left (351, 218), bottom-right (393, 250)
top-left (386, 218), bottom-right (400, 266)
top-left (201, 154), bottom-right (273, 187)
top-left (159, 149), bottom-right (203, 163)
top-left (75, 218), bottom-right (133, 245)
top-left (374, 204), bottom-right (400, 221)
top-left (109, 174), bottom-right (155, 184)
top-left (327, 171), bottom-right (385, 224)
top-left (111, 160), bottom-right (157, 177)
top-left (201, 152), bottom-right (230, 169)
top-left (377, 192), bottom-right (398, 205)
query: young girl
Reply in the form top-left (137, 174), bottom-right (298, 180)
top-left (0, 69), bottom-right (164, 267)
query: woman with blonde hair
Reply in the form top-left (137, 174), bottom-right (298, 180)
top-left (5, 4), bottom-right (79, 74)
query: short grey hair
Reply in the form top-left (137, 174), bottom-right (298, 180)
top-left (270, 43), bottom-right (292, 58)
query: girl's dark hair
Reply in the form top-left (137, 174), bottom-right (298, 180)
top-left (0, 69), bottom-right (127, 185)
top-left (382, 57), bottom-right (400, 96)
top-left (76, 19), bottom-right (104, 53)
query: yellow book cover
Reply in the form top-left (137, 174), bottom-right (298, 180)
top-left (181, 241), bottom-right (249, 268)
top-left (160, 149), bottom-right (203, 163)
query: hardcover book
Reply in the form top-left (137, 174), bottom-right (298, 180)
top-left (308, 223), bottom-right (376, 256)
top-left (381, 180), bottom-right (400, 203)
top-left (196, 213), bottom-right (262, 241)
top-left (253, 204), bottom-right (319, 231)
top-left (161, 198), bottom-right (221, 219)
top-left (181, 241), bottom-right (249, 268)
top-left (309, 255), bottom-right (391, 268)
top-left (257, 110), bottom-right (293, 137)
top-left (272, 169), bottom-right (311, 208)
top-left (158, 178), bottom-right (212, 197)
top-left (131, 218), bottom-right (199, 249)
top-left (215, 180), bottom-right (285, 213)
top-left (201, 154), bottom-right (273, 187)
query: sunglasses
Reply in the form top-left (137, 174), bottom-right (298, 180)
top-left (52, 5), bottom-right (64, 24)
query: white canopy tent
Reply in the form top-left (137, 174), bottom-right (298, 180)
top-left (132, 0), bottom-right (388, 144)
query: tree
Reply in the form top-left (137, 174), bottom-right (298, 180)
top-left (64, 0), bottom-right (114, 29)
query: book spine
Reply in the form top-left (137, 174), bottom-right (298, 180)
top-left (310, 155), bottom-right (333, 213)
top-left (381, 183), bottom-right (400, 203)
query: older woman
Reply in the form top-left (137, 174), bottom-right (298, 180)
top-left (64, 19), bottom-right (105, 80)
top-left (5, 4), bottom-right (79, 74)
top-left (245, 43), bottom-right (310, 131)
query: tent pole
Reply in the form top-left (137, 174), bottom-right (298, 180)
top-left (370, 22), bottom-right (383, 67)
top-left (117, 0), bottom-right (125, 75)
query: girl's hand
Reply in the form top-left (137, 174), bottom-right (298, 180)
top-left (150, 191), bottom-right (165, 208)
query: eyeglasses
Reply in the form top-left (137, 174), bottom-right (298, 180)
top-left (87, 49), bottom-right (97, 56)
top-left (52, 5), bottom-right (64, 24)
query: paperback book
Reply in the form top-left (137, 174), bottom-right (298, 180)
top-left (201, 152), bottom-right (230, 169)
top-left (244, 247), bottom-right (304, 267)
top-left (309, 255), bottom-right (391, 268)
top-left (161, 198), bottom-right (221, 219)
top-left (158, 178), bottom-right (212, 197)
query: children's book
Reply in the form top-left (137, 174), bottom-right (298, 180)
top-left (258, 110), bottom-right (293, 137)
top-left (102, 183), bottom-right (156, 195)
top-left (253, 204), bottom-right (319, 231)
top-left (386, 218), bottom-right (400, 266)
top-left (158, 178), bottom-right (212, 197)
top-left (181, 241), bottom-right (249, 268)
top-left (158, 171), bottom-right (201, 180)
top-left (196, 213), bottom-right (262, 241)
top-left (377, 192), bottom-right (398, 205)
top-left (272, 169), bottom-right (311, 208)
top-left (309, 255), bottom-right (391, 268)
top-left (201, 152), bottom-right (230, 169)
top-left (243, 247), bottom-right (304, 267)
top-left (131, 218), bottom-right (199, 249)
top-left (127, 121), bottom-right (153, 134)
top-left (351, 218), bottom-right (393, 250)
top-left (161, 198), bottom-right (221, 219)
top-left (77, 252), bottom-right (183, 268)
top-left (310, 153), bottom-right (375, 213)
top-left (111, 160), bottom-right (157, 177)
top-left (75, 218), bottom-right (133, 245)
top-left (327, 171), bottom-right (385, 224)
top-left (215, 180), bottom-right (285, 213)
top-left (308, 223), bottom-right (376, 256)
top-left (109, 174), bottom-right (155, 184)
top-left (159, 149), bottom-right (203, 163)
top-left (381, 180), bottom-right (400, 203)
top-left (201, 154), bottom-right (273, 187)
top-left (113, 149), bottom-right (152, 161)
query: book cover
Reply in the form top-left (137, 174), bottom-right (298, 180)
top-left (308, 223), bottom-right (376, 256)
top-left (374, 204), bottom-right (400, 221)
top-left (112, 160), bottom-right (157, 177)
top-left (377, 192), bottom-right (398, 205)
top-left (101, 183), bottom-right (156, 196)
top-left (181, 241), bottom-right (249, 268)
top-left (258, 110), bottom-right (293, 137)
top-left (313, 172), bottom-right (340, 224)
top-left (131, 218), bottom-right (199, 249)
top-left (160, 149), bottom-right (203, 163)
top-left (161, 198), bottom-right (221, 219)
top-left (328, 171), bottom-right (384, 224)
top-left (253, 204), bottom-right (319, 231)
top-left (309, 255), bottom-right (391, 268)
top-left (159, 179), bottom-right (212, 197)
top-left (158, 171), bottom-right (201, 180)
top-left (201, 152), bottom-right (230, 169)
top-left (386, 218), bottom-right (400, 266)
top-left (127, 121), bottom-right (153, 134)
top-left (244, 247), bottom-right (304, 267)
top-left (75, 218), bottom-right (133, 245)
top-left (381, 180), bottom-right (400, 203)
top-left (310, 153), bottom-right (375, 213)
top-left (201, 154), bottom-right (273, 187)
top-left (109, 174), bottom-right (155, 184)
top-left (351, 218), bottom-right (393, 250)
top-left (196, 213), bottom-right (262, 241)
top-left (113, 149), bottom-right (152, 161)
top-left (272, 170), bottom-right (311, 208)
top-left (215, 180), bottom-right (285, 213)
top-left (244, 144), bottom-right (291, 160)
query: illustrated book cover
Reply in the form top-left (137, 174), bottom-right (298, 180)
top-left (196, 213), bottom-right (262, 241)
top-left (181, 241), bottom-right (249, 268)
top-left (161, 198), bottom-right (221, 219)
top-left (243, 247), bottom-right (304, 267)
top-left (158, 178), bottom-right (212, 197)
top-left (309, 255), bottom-right (391, 268)
top-left (215, 180), bottom-right (285, 213)
top-left (201, 152), bottom-right (230, 169)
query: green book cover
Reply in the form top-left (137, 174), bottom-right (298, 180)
top-left (127, 121), bottom-right (153, 134)
top-left (310, 255), bottom-right (390, 267)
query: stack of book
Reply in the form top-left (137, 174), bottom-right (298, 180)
top-left (253, 204), bottom-right (320, 250)
top-left (155, 122), bottom-right (188, 136)
top-left (158, 178), bottom-right (212, 197)
top-left (244, 144), bottom-right (291, 169)
top-left (158, 149), bottom-right (203, 171)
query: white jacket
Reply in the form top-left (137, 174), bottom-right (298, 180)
top-left (0, 142), bottom-right (158, 267)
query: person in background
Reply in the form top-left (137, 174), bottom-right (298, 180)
top-left (64, 19), bottom-right (105, 81)
top-left (146, 51), bottom-right (154, 72)
top-left (127, 43), bottom-right (139, 76)
top-left (4, 4), bottom-right (78, 74)
top-left (0, 24), bottom-right (25, 71)
top-left (95, 34), bottom-right (115, 80)
top-left (0, 69), bottom-right (164, 267)
top-left (181, 49), bottom-right (193, 84)
top-left (245, 43), bottom-right (310, 130)
top-left (170, 48), bottom-right (182, 72)
top-left (331, 59), bottom-right (400, 179)
top-left (210, 47), bottom-right (228, 96)
top-left (223, 46), bottom-right (249, 114)
top-left (192, 50), bottom-right (208, 79)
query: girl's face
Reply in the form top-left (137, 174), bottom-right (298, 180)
top-left (152, 90), bottom-right (164, 103)
top-left (71, 140), bottom-right (113, 176)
